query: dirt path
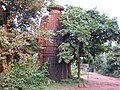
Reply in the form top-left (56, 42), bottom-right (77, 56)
top-left (61, 72), bottom-right (120, 90)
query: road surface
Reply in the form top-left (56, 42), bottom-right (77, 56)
top-left (61, 72), bottom-right (120, 90)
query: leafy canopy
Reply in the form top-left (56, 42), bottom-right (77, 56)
top-left (57, 6), bottom-right (120, 63)
top-left (0, 0), bottom-right (48, 30)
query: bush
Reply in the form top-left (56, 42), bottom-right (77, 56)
top-left (97, 58), bottom-right (120, 78)
top-left (0, 60), bottom-right (51, 90)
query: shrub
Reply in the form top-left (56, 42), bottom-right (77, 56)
top-left (0, 60), bottom-right (51, 90)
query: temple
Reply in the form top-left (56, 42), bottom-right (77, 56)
top-left (38, 4), bottom-right (69, 81)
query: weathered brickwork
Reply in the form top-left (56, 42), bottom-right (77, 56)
top-left (38, 4), bottom-right (68, 81)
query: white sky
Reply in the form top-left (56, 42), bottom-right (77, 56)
top-left (56, 0), bottom-right (120, 28)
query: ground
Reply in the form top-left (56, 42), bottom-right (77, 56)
top-left (60, 72), bottom-right (120, 90)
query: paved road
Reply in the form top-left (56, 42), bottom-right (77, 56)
top-left (61, 72), bottom-right (120, 90)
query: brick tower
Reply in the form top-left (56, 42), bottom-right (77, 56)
top-left (38, 4), bottom-right (68, 81)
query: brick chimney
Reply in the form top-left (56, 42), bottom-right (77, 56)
top-left (39, 4), bottom-right (69, 81)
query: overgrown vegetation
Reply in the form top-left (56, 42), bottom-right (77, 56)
top-left (94, 45), bottom-right (120, 77)
top-left (0, 58), bottom-right (86, 90)
top-left (0, 58), bottom-right (52, 90)
top-left (0, 0), bottom-right (54, 72)
top-left (0, 1), bottom-right (120, 89)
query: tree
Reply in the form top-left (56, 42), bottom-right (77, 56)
top-left (0, 0), bottom-right (52, 72)
top-left (93, 45), bottom-right (120, 77)
top-left (0, 0), bottom-right (48, 31)
top-left (57, 6), bottom-right (120, 79)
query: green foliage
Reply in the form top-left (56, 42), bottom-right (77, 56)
top-left (0, 22), bottom-right (54, 64)
top-left (44, 78), bottom-right (85, 90)
top-left (71, 62), bottom-right (87, 77)
top-left (0, 0), bottom-right (47, 30)
top-left (57, 6), bottom-right (120, 64)
top-left (57, 42), bottom-right (74, 63)
top-left (94, 46), bottom-right (120, 77)
top-left (0, 29), bottom-right (39, 62)
top-left (0, 60), bottom-right (51, 90)
top-left (71, 62), bottom-right (78, 77)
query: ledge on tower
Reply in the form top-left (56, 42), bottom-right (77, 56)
top-left (47, 4), bottom-right (64, 12)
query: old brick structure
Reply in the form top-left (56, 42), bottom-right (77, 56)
top-left (38, 4), bottom-right (69, 81)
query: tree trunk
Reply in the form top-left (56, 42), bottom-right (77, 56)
top-left (68, 62), bottom-right (71, 78)
top-left (78, 60), bottom-right (80, 79)
top-left (94, 65), bottom-right (96, 72)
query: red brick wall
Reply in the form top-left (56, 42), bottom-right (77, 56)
top-left (38, 4), bottom-right (68, 81)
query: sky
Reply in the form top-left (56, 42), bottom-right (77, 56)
top-left (55, 0), bottom-right (120, 27)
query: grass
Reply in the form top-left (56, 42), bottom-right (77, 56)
top-left (43, 78), bottom-right (86, 90)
